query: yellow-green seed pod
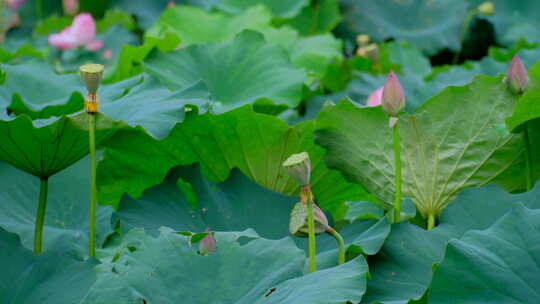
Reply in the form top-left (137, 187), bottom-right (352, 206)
top-left (79, 63), bottom-right (104, 94)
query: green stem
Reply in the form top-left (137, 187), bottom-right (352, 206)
top-left (328, 228), bottom-right (345, 265)
top-left (88, 113), bottom-right (97, 258)
top-left (427, 214), bottom-right (436, 230)
top-left (453, 9), bottom-right (477, 65)
top-left (306, 191), bottom-right (316, 272)
top-left (34, 178), bottom-right (49, 255)
top-left (393, 122), bottom-right (402, 223)
top-left (309, 0), bottom-right (320, 36)
top-left (523, 122), bottom-right (534, 191)
top-left (35, 0), bottom-right (43, 20)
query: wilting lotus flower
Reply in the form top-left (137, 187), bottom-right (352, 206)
top-left (198, 228), bottom-right (216, 255)
top-left (382, 71), bottom-right (405, 116)
top-left (289, 202), bottom-right (329, 237)
top-left (63, 0), bottom-right (79, 16)
top-left (283, 152), bottom-right (311, 186)
top-left (6, 0), bottom-right (26, 10)
top-left (367, 87), bottom-right (383, 107)
top-left (48, 13), bottom-right (103, 51)
top-left (505, 55), bottom-right (528, 94)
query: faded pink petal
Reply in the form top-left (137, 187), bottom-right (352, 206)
top-left (367, 87), bottom-right (383, 107)
top-left (6, 0), bottom-right (26, 11)
top-left (48, 29), bottom-right (78, 50)
top-left (102, 48), bottom-right (112, 59)
top-left (85, 39), bottom-right (103, 51)
top-left (198, 228), bottom-right (216, 255)
top-left (506, 55), bottom-right (528, 94)
top-left (63, 0), bottom-right (79, 16)
top-left (382, 71), bottom-right (405, 116)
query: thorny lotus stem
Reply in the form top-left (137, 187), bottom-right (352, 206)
top-left (453, 9), bottom-right (477, 65)
top-left (88, 112), bottom-right (97, 258)
top-left (302, 185), bottom-right (317, 272)
top-left (34, 178), bottom-right (49, 255)
top-left (523, 123), bottom-right (534, 191)
top-left (327, 227), bottom-right (345, 265)
top-left (427, 213), bottom-right (436, 230)
top-left (393, 122), bottom-right (402, 223)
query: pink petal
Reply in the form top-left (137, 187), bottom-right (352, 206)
top-left (167, 1), bottom-right (176, 8)
top-left (70, 13), bottom-right (96, 45)
top-left (367, 87), bottom-right (384, 107)
top-left (48, 31), bottom-right (78, 50)
top-left (6, 0), bottom-right (26, 11)
top-left (85, 39), bottom-right (103, 51)
top-left (102, 48), bottom-right (113, 59)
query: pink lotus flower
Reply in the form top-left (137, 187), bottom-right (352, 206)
top-left (382, 71), bottom-right (405, 117)
top-left (63, 0), bottom-right (79, 16)
top-left (366, 87), bottom-right (383, 107)
top-left (6, 0), bottom-right (26, 11)
top-left (198, 228), bottom-right (216, 255)
top-left (506, 55), bottom-right (528, 94)
top-left (48, 13), bottom-right (103, 51)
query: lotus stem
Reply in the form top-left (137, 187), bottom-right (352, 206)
top-left (393, 122), bottom-right (402, 222)
top-left (523, 123), bottom-right (534, 191)
top-left (327, 227), bottom-right (345, 265)
top-left (88, 113), bottom-right (97, 258)
top-left (302, 186), bottom-right (317, 272)
top-left (35, 0), bottom-right (43, 20)
top-left (453, 9), bottom-right (477, 65)
top-left (309, 0), bottom-right (320, 35)
top-left (34, 178), bottom-right (49, 255)
top-left (427, 213), bottom-right (436, 230)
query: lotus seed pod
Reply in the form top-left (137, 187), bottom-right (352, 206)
top-left (283, 152), bottom-right (311, 186)
top-left (356, 34), bottom-right (370, 46)
top-left (289, 202), bottom-right (329, 237)
top-left (79, 63), bottom-right (104, 94)
top-left (505, 55), bottom-right (528, 94)
top-left (381, 71), bottom-right (405, 117)
top-left (477, 1), bottom-right (495, 16)
top-left (198, 228), bottom-right (216, 255)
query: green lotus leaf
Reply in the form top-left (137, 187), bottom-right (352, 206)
top-left (97, 105), bottom-right (371, 220)
top-left (0, 112), bottom-right (123, 178)
top-left (0, 158), bottom-right (114, 258)
top-left (362, 183), bottom-right (540, 304)
top-left (215, 0), bottom-right (309, 19)
top-left (0, 228), bottom-right (97, 303)
top-left (429, 204), bottom-right (540, 303)
top-left (144, 30), bottom-right (306, 112)
top-left (286, 0), bottom-right (341, 35)
top-left (315, 75), bottom-right (523, 217)
top-left (83, 228), bottom-right (368, 304)
top-left (339, 0), bottom-right (468, 55)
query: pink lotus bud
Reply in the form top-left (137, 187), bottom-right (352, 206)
top-left (381, 71), bottom-right (405, 116)
top-left (289, 202), bottom-right (329, 237)
top-left (48, 13), bottom-right (103, 52)
top-left (198, 228), bottom-right (216, 255)
top-left (63, 0), bottom-right (79, 16)
top-left (102, 48), bottom-right (112, 59)
top-left (366, 87), bottom-right (383, 107)
top-left (506, 55), bottom-right (528, 94)
top-left (6, 0), bottom-right (26, 11)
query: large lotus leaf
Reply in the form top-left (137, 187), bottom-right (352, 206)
top-left (340, 0), bottom-right (467, 55)
top-left (315, 75), bottom-right (523, 216)
top-left (216, 0), bottom-right (309, 19)
top-left (144, 30), bottom-right (306, 112)
top-left (0, 228), bottom-right (97, 303)
top-left (97, 106), bottom-right (371, 220)
top-left (362, 182), bottom-right (540, 304)
top-left (0, 157), bottom-right (114, 258)
top-left (429, 204), bottom-right (540, 304)
top-left (470, 0), bottom-right (540, 46)
top-left (83, 228), bottom-right (368, 304)
top-left (285, 0), bottom-right (341, 35)
top-left (116, 164), bottom-right (388, 262)
top-left (147, 5), bottom-right (272, 46)
top-left (0, 112), bottom-right (124, 178)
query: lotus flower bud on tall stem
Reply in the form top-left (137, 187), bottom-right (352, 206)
top-left (80, 63), bottom-right (103, 258)
top-left (506, 55), bottom-right (528, 95)
top-left (382, 71), bottom-right (405, 117)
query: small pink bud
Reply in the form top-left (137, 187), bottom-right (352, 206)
top-left (198, 228), bottom-right (216, 255)
top-left (63, 0), bottom-right (79, 16)
top-left (102, 48), bottom-right (112, 59)
top-left (366, 87), bottom-right (383, 107)
top-left (381, 71), bottom-right (405, 117)
top-left (506, 55), bottom-right (528, 94)
top-left (6, 0), bottom-right (26, 11)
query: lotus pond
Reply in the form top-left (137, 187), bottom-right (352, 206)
top-left (1, 0), bottom-right (540, 303)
